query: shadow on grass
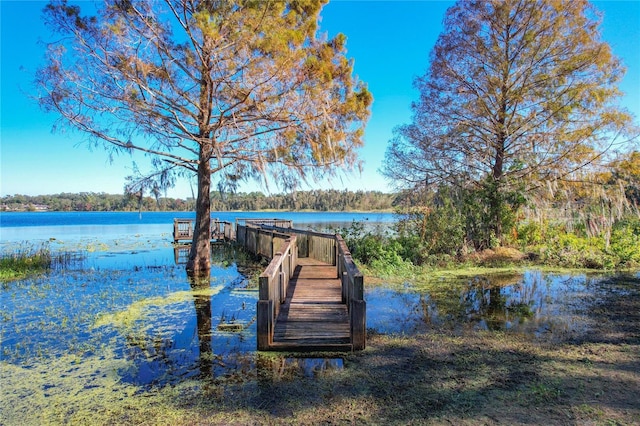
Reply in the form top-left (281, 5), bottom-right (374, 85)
top-left (4, 269), bottom-right (637, 425)
top-left (165, 274), bottom-right (640, 425)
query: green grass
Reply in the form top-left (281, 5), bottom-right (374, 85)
top-left (0, 243), bottom-right (53, 282)
top-left (0, 243), bottom-right (81, 282)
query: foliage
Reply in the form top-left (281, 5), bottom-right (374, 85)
top-left (209, 189), bottom-right (394, 211)
top-left (396, 187), bottom-right (465, 258)
top-left (342, 207), bottom-right (640, 272)
top-left (0, 189), bottom-right (395, 212)
top-left (539, 230), bottom-right (610, 269)
top-left (0, 243), bottom-right (80, 282)
top-left (516, 221), bottom-right (544, 248)
top-left (392, 183), bottom-right (525, 260)
top-left (520, 217), bottom-right (640, 269)
top-left (383, 0), bottom-right (635, 243)
top-left (0, 243), bottom-right (53, 282)
top-left (336, 221), bottom-right (413, 276)
top-left (37, 0), bottom-right (371, 275)
top-left (610, 150), bottom-right (640, 205)
top-left (607, 218), bottom-right (640, 267)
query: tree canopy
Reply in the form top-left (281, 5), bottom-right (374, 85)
top-left (0, 189), bottom-right (397, 212)
top-left (383, 0), bottom-right (635, 244)
top-left (37, 0), bottom-right (371, 275)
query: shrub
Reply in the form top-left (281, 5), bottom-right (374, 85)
top-left (608, 217), bottom-right (640, 267)
top-left (336, 221), bottom-right (414, 275)
top-left (516, 221), bottom-right (544, 248)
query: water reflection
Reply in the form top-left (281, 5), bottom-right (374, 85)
top-left (191, 277), bottom-right (214, 379)
top-left (109, 264), bottom-right (258, 386)
top-left (257, 356), bottom-right (344, 382)
top-left (367, 271), bottom-right (596, 339)
top-left (461, 274), bottom-right (529, 330)
top-left (9, 212), bottom-right (637, 413)
top-left (174, 245), bottom-right (190, 264)
top-left (2, 226), bottom-right (625, 391)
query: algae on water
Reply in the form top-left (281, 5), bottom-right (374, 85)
top-left (93, 285), bottom-right (225, 330)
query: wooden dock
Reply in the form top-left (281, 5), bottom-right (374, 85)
top-left (173, 217), bottom-right (365, 352)
top-left (173, 218), bottom-right (236, 243)
top-left (244, 222), bottom-right (365, 352)
top-left (272, 258), bottom-right (351, 351)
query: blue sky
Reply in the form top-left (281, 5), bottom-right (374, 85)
top-left (1, 1), bottom-right (638, 199)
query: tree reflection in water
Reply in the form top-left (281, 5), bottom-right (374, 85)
top-left (367, 271), bottom-right (595, 338)
top-left (190, 276), bottom-right (213, 378)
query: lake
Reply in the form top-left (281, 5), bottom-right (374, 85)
top-left (1, 211), bottom-right (636, 424)
top-left (0, 210), bottom-right (395, 229)
top-left (0, 211), bottom-right (394, 268)
top-left (1, 211), bottom-right (396, 383)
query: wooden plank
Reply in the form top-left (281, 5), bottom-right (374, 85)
top-left (230, 220), bottom-right (366, 352)
top-left (268, 342), bottom-right (353, 352)
top-left (350, 299), bottom-right (366, 350)
top-left (272, 262), bottom-right (351, 349)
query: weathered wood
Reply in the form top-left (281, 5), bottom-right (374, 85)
top-left (270, 261), bottom-right (351, 350)
top-left (257, 237), bottom-right (298, 349)
top-left (308, 234), bottom-right (336, 265)
top-left (350, 299), bottom-right (366, 350)
top-left (173, 218), bottom-right (233, 243)
top-left (247, 227), bottom-right (258, 254)
top-left (257, 300), bottom-right (273, 350)
top-left (237, 218), bottom-right (293, 229)
top-left (231, 220), bottom-right (366, 352)
top-left (173, 219), bottom-right (193, 242)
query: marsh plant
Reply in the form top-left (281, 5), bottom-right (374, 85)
top-left (0, 242), bottom-right (83, 283)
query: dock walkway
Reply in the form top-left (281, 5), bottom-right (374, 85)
top-left (272, 258), bottom-right (351, 351)
top-left (173, 218), bottom-right (365, 352)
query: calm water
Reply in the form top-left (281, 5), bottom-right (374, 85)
top-left (0, 212), bottom-right (633, 391)
top-left (366, 272), bottom-right (601, 338)
top-left (0, 210), bottom-right (393, 239)
top-left (0, 211), bottom-right (393, 268)
top-left (0, 211), bottom-right (394, 386)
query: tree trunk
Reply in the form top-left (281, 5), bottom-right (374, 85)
top-left (187, 146), bottom-right (212, 278)
top-left (490, 131), bottom-right (506, 244)
top-left (488, 181), bottom-right (503, 245)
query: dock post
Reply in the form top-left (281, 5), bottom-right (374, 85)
top-left (351, 299), bottom-right (366, 351)
top-left (257, 299), bottom-right (273, 350)
top-left (351, 275), bottom-right (366, 350)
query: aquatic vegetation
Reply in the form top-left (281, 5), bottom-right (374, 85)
top-left (1, 216), bottom-right (638, 425)
top-left (0, 242), bottom-right (83, 283)
top-left (0, 243), bottom-right (51, 281)
top-left (93, 286), bottom-right (224, 330)
top-left (0, 349), bottom-right (135, 425)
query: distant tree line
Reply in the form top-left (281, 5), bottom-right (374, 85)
top-left (0, 190), bottom-right (397, 212)
top-left (210, 189), bottom-right (396, 211)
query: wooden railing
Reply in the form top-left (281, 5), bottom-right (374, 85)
top-left (337, 235), bottom-right (366, 350)
top-left (174, 216), bottom-right (365, 350)
top-left (173, 245), bottom-right (190, 264)
top-left (216, 220), bottom-right (235, 241)
top-left (173, 219), bottom-right (234, 243)
top-left (258, 225), bottom-right (337, 263)
top-left (236, 218), bottom-right (293, 229)
top-left (236, 223), bottom-right (291, 259)
top-left (246, 224), bottom-right (366, 351)
top-left (256, 236), bottom-right (298, 350)
top-left (173, 219), bottom-right (194, 242)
